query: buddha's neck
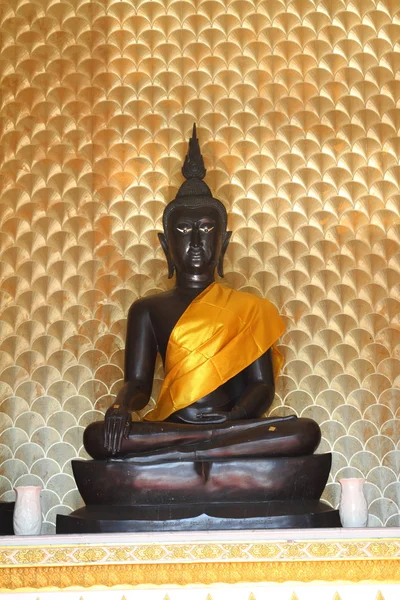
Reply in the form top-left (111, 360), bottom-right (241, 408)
top-left (175, 272), bottom-right (215, 292)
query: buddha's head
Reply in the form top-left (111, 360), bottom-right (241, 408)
top-left (159, 125), bottom-right (232, 285)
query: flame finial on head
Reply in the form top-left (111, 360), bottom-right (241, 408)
top-left (181, 123), bottom-right (206, 180)
top-left (162, 123), bottom-right (228, 235)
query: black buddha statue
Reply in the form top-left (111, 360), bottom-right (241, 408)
top-left (57, 125), bottom-right (339, 533)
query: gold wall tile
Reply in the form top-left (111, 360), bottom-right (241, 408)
top-left (0, 0), bottom-right (399, 531)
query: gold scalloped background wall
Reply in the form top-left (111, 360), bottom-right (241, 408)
top-left (0, 0), bottom-right (399, 533)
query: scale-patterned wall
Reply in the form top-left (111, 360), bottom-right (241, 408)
top-left (0, 0), bottom-right (399, 533)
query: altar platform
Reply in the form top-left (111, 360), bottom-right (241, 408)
top-left (0, 527), bottom-right (399, 599)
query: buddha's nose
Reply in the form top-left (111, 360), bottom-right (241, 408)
top-left (190, 226), bottom-right (201, 247)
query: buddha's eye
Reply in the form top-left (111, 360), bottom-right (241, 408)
top-left (200, 225), bottom-right (214, 233)
top-left (176, 225), bottom-right (192, 234)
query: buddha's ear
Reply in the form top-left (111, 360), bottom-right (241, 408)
top-left (217, 230), bottom-right (232, 278)
top-left (158, 232), bottom-right (175, 279)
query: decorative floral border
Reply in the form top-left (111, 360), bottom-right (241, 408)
top-left (0, 538), bottom-right (399, 566)
top-left (0, 537), bottom-right (399, 590)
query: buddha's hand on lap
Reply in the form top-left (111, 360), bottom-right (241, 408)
top-left (104, 405), bottom-right (131, 455)
top-left (196, 407), bottom-right (246, 423)
top-left (196, 411), bottom-right (229, 423)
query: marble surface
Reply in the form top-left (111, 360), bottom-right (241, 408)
top-left (1, 526), bottom-right (400, 547)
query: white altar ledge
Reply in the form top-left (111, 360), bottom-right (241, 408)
top-left (0, 528), bottom-right (399, 599)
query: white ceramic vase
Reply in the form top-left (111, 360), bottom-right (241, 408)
top-left (13, 486), bottom-right (42, 535)
top-left (339, 478), bottom-right (368, 528)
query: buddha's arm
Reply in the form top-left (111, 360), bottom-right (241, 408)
top-left (231, 349), bottom-right (275, 418)
top-left (196, 349), bottom-right (275, 423)
top-left (104, 300), bottom-right (157, 454)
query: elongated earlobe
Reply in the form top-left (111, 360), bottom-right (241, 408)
top-left (217, 231), bottom-right (232, 278)
top-left (158, 232), bottom-right (175, 279)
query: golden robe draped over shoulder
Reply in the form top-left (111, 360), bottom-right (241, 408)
top-left (144, 282), bottom-right (285, 422)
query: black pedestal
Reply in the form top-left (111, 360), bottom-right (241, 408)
top-left (57, 501), bottom-right (340, 533)
top-left (70, 453), bottom-right (332, 505)
top-left (57, 453), bottom-right (339, 533)
top-left (0, 502), bottom-right (14, 535)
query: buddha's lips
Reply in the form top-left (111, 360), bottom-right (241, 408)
top-left (188, 248), bottom-right (203, 259)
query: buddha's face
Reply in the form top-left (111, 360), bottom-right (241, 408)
top-left (167, 205), bottom-right (224, 279)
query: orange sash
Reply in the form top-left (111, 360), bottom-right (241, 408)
top-left (144, 282), bottom-right (285, 422)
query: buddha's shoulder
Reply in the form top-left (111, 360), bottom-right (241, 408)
top-left (127, 290), bottom-right (176, 316)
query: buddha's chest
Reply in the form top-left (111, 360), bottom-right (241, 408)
top-left (149, 295), bottom-right (193, 361)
